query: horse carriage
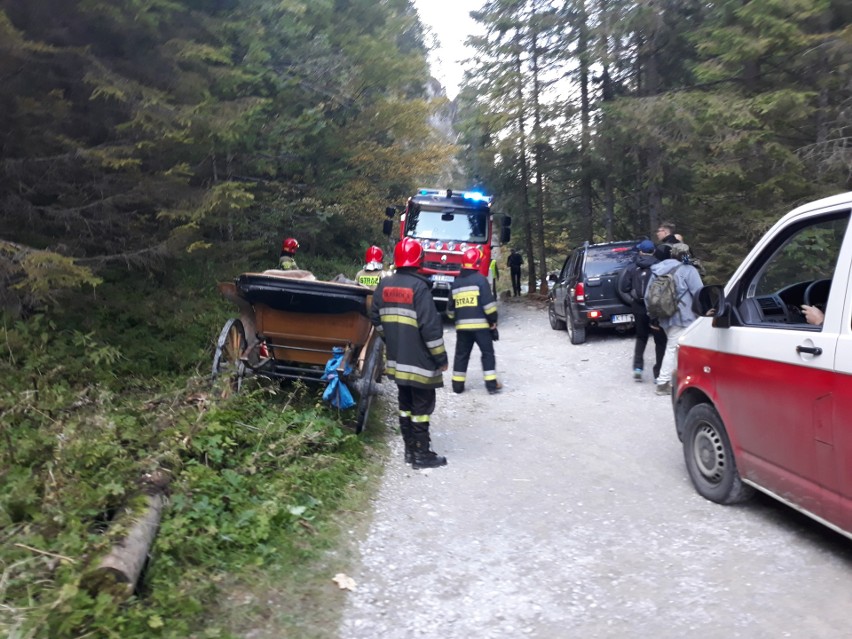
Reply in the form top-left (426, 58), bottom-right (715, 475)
top-left (211, 270), bottom-right (384, 433)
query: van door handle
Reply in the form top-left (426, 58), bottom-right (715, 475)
top-left (796, 345), bottom-right (823, 356)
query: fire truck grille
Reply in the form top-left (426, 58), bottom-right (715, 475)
top-left (424, 261), bottom-right (457, 272)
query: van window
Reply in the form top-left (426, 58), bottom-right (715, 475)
top-left (741, 213), bottom-right (849, 326)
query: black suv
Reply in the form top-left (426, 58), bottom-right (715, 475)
top-left (548, 240), bottom-right (636, 344)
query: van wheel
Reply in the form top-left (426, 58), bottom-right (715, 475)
top-left (548, 301), bottom-right (566, 330)
top-left (566, 313), bottom-right (586, 345)
top-left (682, 404), bottom-right (754, 504)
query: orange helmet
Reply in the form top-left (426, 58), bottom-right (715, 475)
top-left (461, 247), bottom-right (482, 270)
top-left (365, 245), bottom-right (384, 264)
top-left (281, 237), bottom-right (299, 254)
top-left (394, 238), bottom-right (423, 269)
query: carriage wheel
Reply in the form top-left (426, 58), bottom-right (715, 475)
top-left (352, 338), bottom-right (384, 434)
top-left (211, 318), bottom-right (246, 399)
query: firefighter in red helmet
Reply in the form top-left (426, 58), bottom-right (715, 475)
top-left (370, 238), bottom-right (449, 469)
top-left (447, 247), bottom-right (502, 394)
top-left (354, 245), bottom-right (387, 289)
top-left (278, 237), bottom-right (300, 270)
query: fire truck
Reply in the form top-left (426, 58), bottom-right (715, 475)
top-left (383, 188), bottom-right (511, 311)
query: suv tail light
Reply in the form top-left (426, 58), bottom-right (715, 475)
top-left (587, 310), bottom-right (602, 320)
top-left (574, 282), bottom-right (585, 302)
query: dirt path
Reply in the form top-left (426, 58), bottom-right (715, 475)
top-left (338, 299), bottom-right (852, 638)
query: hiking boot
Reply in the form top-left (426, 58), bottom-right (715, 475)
top-left (412, 449), bottom-right (448, 469)
top-left (412, 429), bottom-right (447, 469)
top-left (487, 380), bottom-right (503, 395)
top-left (633, 368), bottom-right (643, 381)
top-left (655, 382), bottom-right (672, 396)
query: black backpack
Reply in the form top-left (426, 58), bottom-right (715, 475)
top-left (631, 266), bottom-right (653, 302)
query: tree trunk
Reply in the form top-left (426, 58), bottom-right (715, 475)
top-left (530, 28), bottom-right (549, 294)
top-left (514, 47), bottom-right (535, 294)
top-left (577, 0), bottom-right (594, 241)
top-left (83, 492), bottom-right (165, 598)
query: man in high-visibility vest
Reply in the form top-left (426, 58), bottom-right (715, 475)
top-left (447, 248), bottom-right (502, 394)
top-left (278, 237), bottom-right (300, 269)
top-left (354, 245), bottom-right (388, 289)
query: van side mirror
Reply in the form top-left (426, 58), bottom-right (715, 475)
top-left (500, 216), bottom-right (512, 244)
top-left (382, 219), bottom-right (394, 236)
top-left (385, 206), bottom-right (397, 218)
top-left (694, 285), bottom-right (730, 328)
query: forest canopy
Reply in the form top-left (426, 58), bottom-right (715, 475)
top-left (0, 0), bottom-right (454, 316)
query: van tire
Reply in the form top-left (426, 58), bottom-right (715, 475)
top-left (682, 404), bottom-right (754, 505)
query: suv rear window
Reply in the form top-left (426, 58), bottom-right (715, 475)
top-left (584, 245), bottom-right (635, 277)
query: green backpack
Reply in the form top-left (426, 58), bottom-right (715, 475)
top-left (645, 265), bottom-right (685, 319)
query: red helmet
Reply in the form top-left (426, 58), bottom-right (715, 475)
top-left (394, 238), bottom-right (423, 269)
top-left (365, 245), bottom-right (384, 264)
top-left (281, 237), bottom-right (299, 254)
top-left (461, 247), bottom-right (482, 270)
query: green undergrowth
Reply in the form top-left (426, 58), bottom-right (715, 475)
top-left (0, 247), bottom-right (391, 638)
top-left (1, 372), bottom-right (389, 638)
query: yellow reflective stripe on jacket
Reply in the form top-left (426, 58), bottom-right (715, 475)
top-left (455, 319), bottom-right (490, 330)
top-left (393, 370), bottom-right (442, 385)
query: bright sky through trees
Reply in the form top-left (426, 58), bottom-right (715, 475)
top-left (412, 0), bottom-right (484, 99)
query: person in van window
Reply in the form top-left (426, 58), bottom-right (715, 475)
top-left (620, 240), bottom-right (667, 382)
top-left (802, 305), bottom-right (824, 325)
top-left (647, 242), bottom-right (704, 396)
top-left (654, 222), bottom-right (678, 261)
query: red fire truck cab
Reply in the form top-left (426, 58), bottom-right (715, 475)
top-left (383, 188), bottom-right (511, 311)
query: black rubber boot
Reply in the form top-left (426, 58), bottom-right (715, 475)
top-left (452, 380), bottom-right (465, 394)
top-left (412, 427), bottom-right (447, 469)
top-left (400, 422), bottom-right (415, 465)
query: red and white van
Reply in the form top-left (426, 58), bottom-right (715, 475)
top-left (675, 191), bottom-right (852, 539)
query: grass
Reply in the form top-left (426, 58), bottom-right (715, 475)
top-left (0, 245), bottom-right (393, 638)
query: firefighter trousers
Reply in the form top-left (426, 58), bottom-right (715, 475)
top-left (452, 329), bottom-right (498, 392)
top-left (397, 385), bottom-right (436, 433)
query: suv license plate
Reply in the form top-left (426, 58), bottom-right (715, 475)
top-left (432, 274), bottom-right (454, 283)
top-left (612, 314), bottom-right (634, 324)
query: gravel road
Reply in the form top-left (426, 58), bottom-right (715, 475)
top-left (338, 298), bottom-right (852, 639)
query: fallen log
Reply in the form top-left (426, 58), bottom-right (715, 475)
top-left (82, 491), bottom-right (165, 598)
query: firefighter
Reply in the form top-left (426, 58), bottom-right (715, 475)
top-left (354, 245), bottom-right (387, 289)
top-left (370, 238), bottom-right (449, 469)
top-left (278, 237), bottom-right (300, 269)
top-left (447, 247), bottom-right (502, 394)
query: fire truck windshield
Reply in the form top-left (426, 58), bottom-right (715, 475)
top-left (404, 205), bottom-right (488, 243)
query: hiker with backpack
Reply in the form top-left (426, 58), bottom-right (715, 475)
top-left (645, 242), bottom-right (704, 396)
top-left (620, 239), bottom-right (667, 383)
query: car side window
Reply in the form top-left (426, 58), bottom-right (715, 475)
top-left (736, 213), bottom-right (849, 328)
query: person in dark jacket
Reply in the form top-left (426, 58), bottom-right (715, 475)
top-left (370, 238), bottom-right (449, 469)
top-left (507, 248), bottom-right (523, 296)
top-left (653, 222), bottom-right (679, 261)
top-left (621, 239), bottom-right (667, 382)
top-left (447, 248), bottom-right (501, 395)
